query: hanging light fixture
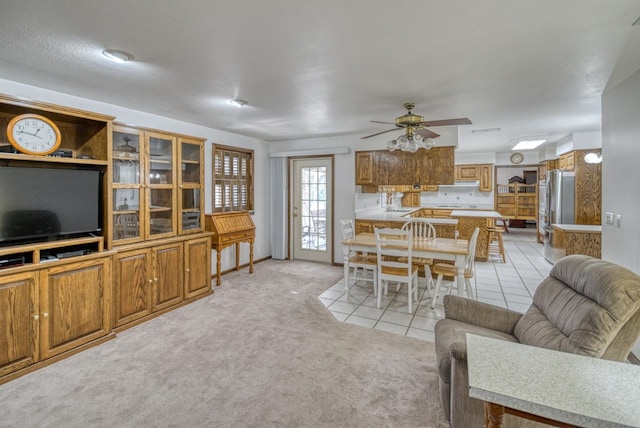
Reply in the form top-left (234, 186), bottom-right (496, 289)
top-left (386, 127), bottom-right (436, 152)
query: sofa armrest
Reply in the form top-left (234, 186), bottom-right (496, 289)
top-left (443, 295), bottom-right (523, 335)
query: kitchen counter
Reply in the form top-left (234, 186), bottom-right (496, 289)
top-left (450, 210), bottom-right (503, 218)
top-left (552, 224), bottom-right (602, 232)
top-left (355, 209), bottom-right (458, 224)
top-left (549, 224), bottom-right (601, 262)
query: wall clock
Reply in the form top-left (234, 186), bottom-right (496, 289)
top-left (6, 113), bottom-right (62, 155)
top-left (510, 152), bottom-right (524, 164)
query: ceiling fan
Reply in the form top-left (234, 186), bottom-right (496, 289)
top-left (362, 102), bottom-right (472, 152)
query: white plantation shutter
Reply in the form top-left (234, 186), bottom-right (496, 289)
top-left (212, 145), bottom-right (254, 212)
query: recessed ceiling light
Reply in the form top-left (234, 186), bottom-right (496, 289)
top-left (512, 139), bottom-right (546, 150)
top-left (102, 49), bottom-right (134, 63)
top-left (230, 99), bottom-right (248, 107)
top-left (471, 127), bottom-right (501, 133)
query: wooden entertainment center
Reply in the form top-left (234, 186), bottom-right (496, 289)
top-left (0, 94), bottom-right (213, 384)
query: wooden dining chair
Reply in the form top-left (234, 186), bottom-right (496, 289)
top-left (340, 219), bottom-right (377, 296)
top-left (399, 219), bottom-right (436, 294)
top-left (430, 227), bottom-right (480, 308)
top-left (374, 227), bottom-right (419, 314)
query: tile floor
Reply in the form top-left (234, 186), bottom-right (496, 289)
top-left (319, 227), bottom-right (552, 342)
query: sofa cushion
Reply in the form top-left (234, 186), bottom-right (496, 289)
top-left (434, 318), bottom-right (518, 384)
top-left (514, 255), bottom-right (640, 357)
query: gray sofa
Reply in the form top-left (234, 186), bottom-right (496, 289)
top-left (434, 255), bottom-right (640, 427)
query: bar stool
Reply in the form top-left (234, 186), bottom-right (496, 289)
top-left (486, 226), bottom-right (506, 263)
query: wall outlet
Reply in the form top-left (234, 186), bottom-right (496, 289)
top-left (605, 212), bottom-right (614, 225)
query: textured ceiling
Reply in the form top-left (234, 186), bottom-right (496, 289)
top-left (1, 0), bottom-right (639, 153)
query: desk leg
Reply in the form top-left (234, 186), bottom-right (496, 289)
top-left (216, 249), bottom-right (222, 286)
top-left (249, 241), bottom-right (254, 273)
top-left (235, 243), bottom-right (240, 271)
top-left (484, 402), bottom-right (505, 428)
top-left (455, 253), bottom-right (465, 297)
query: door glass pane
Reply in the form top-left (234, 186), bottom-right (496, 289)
top-left (181, 142), bottom-right (200, 184)
top-left (149, 137), bottom-right (173, 185)
top-left (149, 188), bottom-right (173, 235)
top-left (113, 188), bottom-right (140, 240)
top-left (182, 189), bottom-right (200, 230)
top-left (300, 166), bottom-right (327, 251)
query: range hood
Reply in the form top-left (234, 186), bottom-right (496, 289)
top-left (439, 180), bottom-right (480, 187)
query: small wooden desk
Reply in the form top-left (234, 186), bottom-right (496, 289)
top-left (340, 233), bottom-right (469, 297)
top-left (205, 212), bottom-right (255, 286)
top-left (466, 334), bottom-right (640, 428)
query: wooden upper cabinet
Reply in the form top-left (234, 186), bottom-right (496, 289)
top-left (479, 164), bottom-right (493, 192)
top-left (455, 165), bottom-right (481, 180)
top-left (558, 152), bottom-right (575, 171)
top-left (355, 151), bottom-right (374, 184)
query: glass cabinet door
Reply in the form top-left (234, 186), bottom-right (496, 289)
top-left (112, 128), bottom-right (143, 242)
top-left (147, 133), bottom-right (176, 238)
top-left (178, 138), bottom-right (204, 233)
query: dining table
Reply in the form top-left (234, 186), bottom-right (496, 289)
top-left (340, 232), bottom-right (470, 297)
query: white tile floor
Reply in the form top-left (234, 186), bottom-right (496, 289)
top-left (319, 227), bottom-right (552, 342)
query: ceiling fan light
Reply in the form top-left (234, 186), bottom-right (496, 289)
top-left (387, 140), bottom-right (397, 151)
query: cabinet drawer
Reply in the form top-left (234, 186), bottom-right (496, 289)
top-left (219, 231), bottom-right (254, 244)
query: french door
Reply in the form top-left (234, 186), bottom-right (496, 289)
top-left (290, 157), bottom-right (332, 263)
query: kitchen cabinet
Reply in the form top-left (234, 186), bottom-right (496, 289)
top-left (354, 147), bottom-right (455, 186)
top-left (355, 152), bottom-right (375, 185)
top-left (479, 164), bottom-right (493, 192)
top-left (455, 165), bottom-right (480, 180)
top-left (558, 152), bottom-right (575, 171)
top-left (401, 192), bottom-right (421, 207)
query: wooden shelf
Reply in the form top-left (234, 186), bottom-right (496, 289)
top-left (0, 153), bottom-right (109, 166)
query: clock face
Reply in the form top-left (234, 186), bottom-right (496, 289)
top-left (510, 152), bottom-right (524, 164)
top-left (7, 114), bottom-right (62, 155)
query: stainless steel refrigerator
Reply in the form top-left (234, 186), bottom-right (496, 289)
top-left (543, 170), bottom-right (575, 263)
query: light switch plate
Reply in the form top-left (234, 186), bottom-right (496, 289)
top-left (605, 212), bottom-right (614, 225)
top-left (615, 214), bottom-right (622, 227)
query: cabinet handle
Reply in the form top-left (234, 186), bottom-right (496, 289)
top-left (42, 312), bottom-right (48, 318)
top-left (148, 279), bottom-right (153, 283)
top-left (154, 278), bottom-right (158, 282)
top-left (33, 314), bottom-right (39, 320)
top-left (186, 268), bottom-right (190, 272)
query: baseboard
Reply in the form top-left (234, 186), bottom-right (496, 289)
top-left (211, 256), bottom-right (271, 279)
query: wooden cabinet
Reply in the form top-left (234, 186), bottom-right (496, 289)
top-left (558, 152), bottom-right (575, 171)
top-left (355, 151), bottom-right (375, 185)
top-left (113, 247), bottom-right (152, 327)
top-left (112, 125), bottom-right (205, 246)
top-left (184, 236), bottom-right (212, 299)
top-left (0, 272), bottom-right (38, 378)
top-left (112, 235), bottom-right (211, 331)
top-left (39, 257), bottom-right (111, 360)
top-left (178, 137), bottom-right (204, 234)
top-left (401, 192), bottom-right (421, 207)
top-left (479, 164), bottom-right (493, 192)
top-left (354, 147), bottom-right (455, 186)
top-left (1, 254), bottom-right (113, 384)
top-left (455, 165), bottom-right (480, 180)
top-left (151, 241), bottom-right (183, 312)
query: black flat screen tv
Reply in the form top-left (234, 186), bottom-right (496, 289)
top-left (0, 166), bottom-right (102, 244)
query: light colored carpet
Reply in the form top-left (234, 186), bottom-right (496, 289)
top-left (0, 259), bottom-right (449, 428)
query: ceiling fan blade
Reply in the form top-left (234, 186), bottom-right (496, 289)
top-left (420, 118), bottom-right (472, 127)
top-left (371, 120), bottom-right (396, 125)
top-left (361, 128), bottom-right (399, 139)
top-left (416, 128), bottom-right (440, 139)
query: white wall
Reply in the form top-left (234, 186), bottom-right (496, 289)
top-left (601, 67), bottom-right (640, 357)
top-left (0, 78), bottom-right (271, 276)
